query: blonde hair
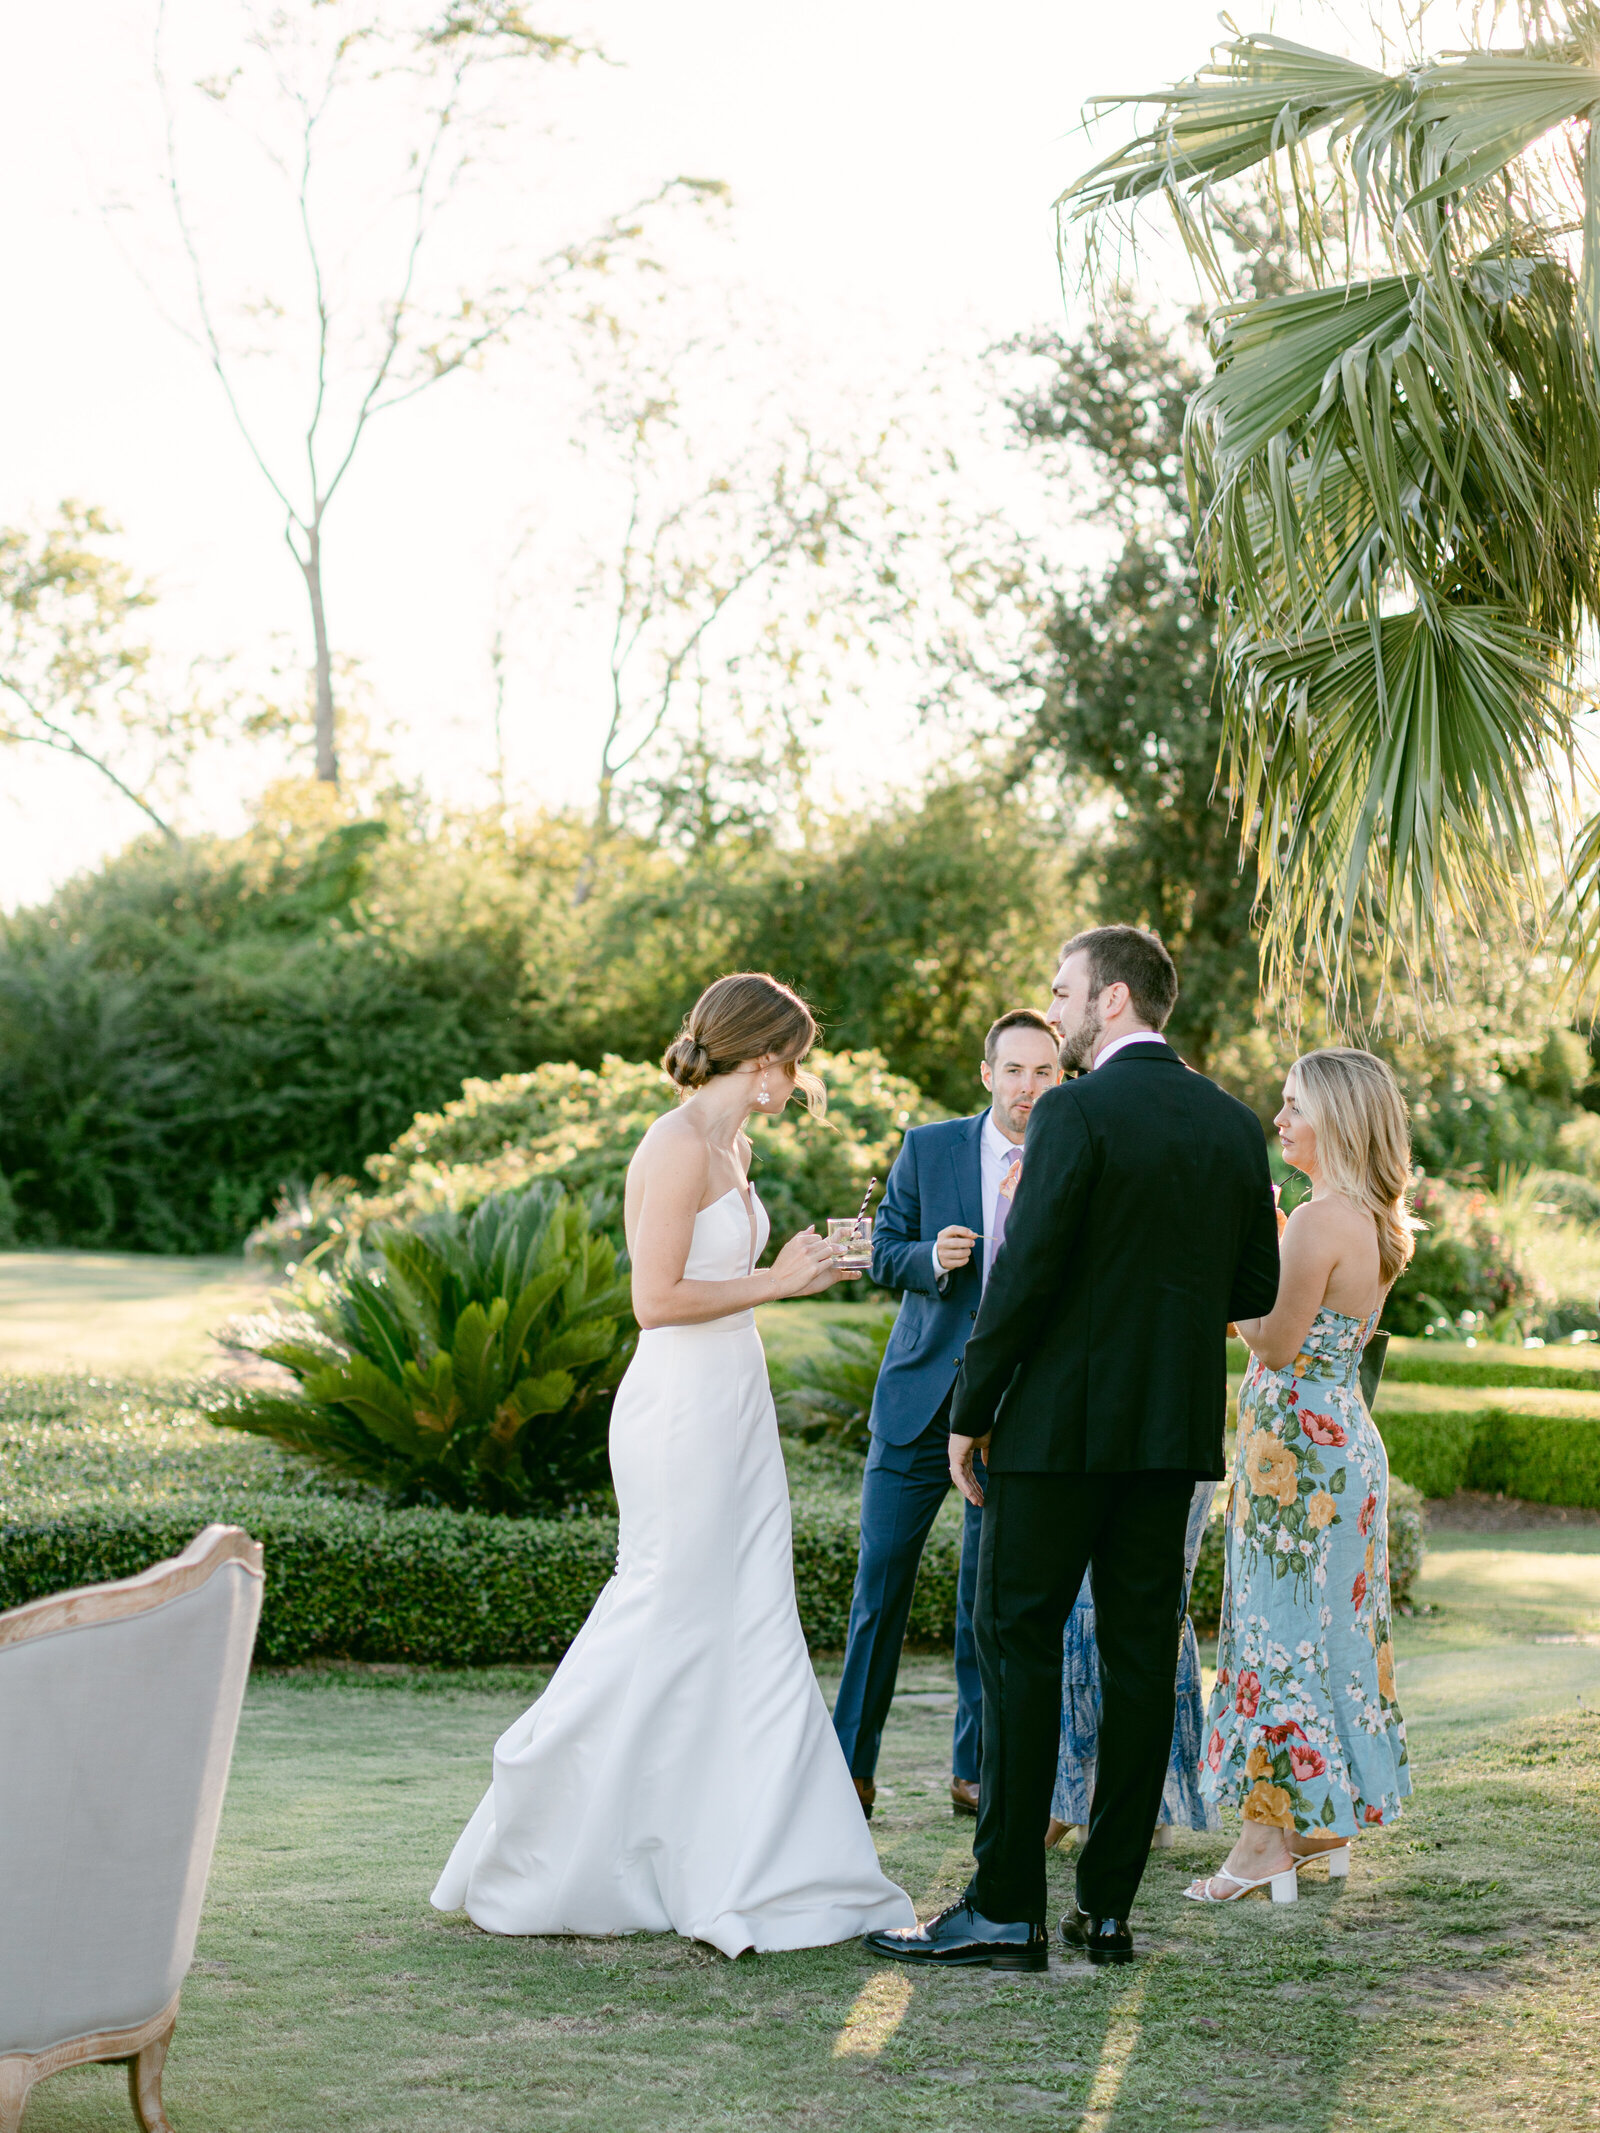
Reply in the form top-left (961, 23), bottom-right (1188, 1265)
top-left (1288, 1047), bottom-right (1415, 1287)
top-left (662, 972), bottom-right (827, 1117)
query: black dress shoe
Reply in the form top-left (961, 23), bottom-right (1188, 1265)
top-left (863, 1898), bottom-right (1047, 1971)
top-left (1058, 1903), bottom-right (1134, 1966)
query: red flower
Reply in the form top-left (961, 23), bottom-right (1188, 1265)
top-left (1358, 1492), bottom-right (1378, 1537)
top-left (1261, 1722), bottom-right (1306, 1744)
top-left (1364, 1804), bottom-right (1384, 1824)
top-left (1287, 1389), bottom-right (1299, 1406)
top-left (1235, 1670), bottom-right (1261, 1718)
top-left (1206, 1728), bottom-right (1224, 1773)
top-left (1288, 1743), bottom-right (1327, 1781)
top-left (1351, 1571), bottom-right (1368, 1607)
top-left (1301, 1409), bottom-right (1348, 1447)
top-left (1217, 1667), bottom-right (1230, 1689)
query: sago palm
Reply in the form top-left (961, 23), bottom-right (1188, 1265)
top-left (216, 1181), bottom-right (635, 1513)
top-left (1060, 6), bottom-right (1600, 1001)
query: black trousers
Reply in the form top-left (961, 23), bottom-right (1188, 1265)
top-left (970, 1470), bottom-right (1195, 1927)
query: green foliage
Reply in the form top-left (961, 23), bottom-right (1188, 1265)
top-left (216, 1182), bottom-right (635, 1515)
top-left (0, 780), bottom-right (1050, 1250)
top-left (1385, 1175), bottom-right (1537, 1337)
top-left (1002, 305), bottom-right (1263, 1080)
top-left (774, 1312), bottom-right (897, 1451)
top-left (264, 1051), bottom-right (944, 1272)
top-left (0, 1369), bottom-right (960, 1659)
top-left (1386, 1342), bottom-right (1600, 1393)
top-left (1063, 26), bottom-right (1600, 998)
top-left (1375, 1402), bottom-right (1600, 1508)
top-left (0, 1495), bottom-right (962, 1664)
top-left (0, 810), bottom-right (540, 1252)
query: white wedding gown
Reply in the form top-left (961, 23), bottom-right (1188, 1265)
top-left (431, 1185), bottom-right (914, 1957)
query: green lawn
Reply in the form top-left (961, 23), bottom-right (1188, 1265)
top-left (7, 1256), bottom-right (1600, 2129)
top-left (0, 1252), bottom-right (269, 1377)
top-left (10, 1532), bottom-right (1598, 2133)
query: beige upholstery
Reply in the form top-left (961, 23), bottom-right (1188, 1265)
top-left (0, 1526), bottom-right (263, 2131)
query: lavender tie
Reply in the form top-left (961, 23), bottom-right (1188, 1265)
top-left (987, 1148), bottom-right (1022, 1280)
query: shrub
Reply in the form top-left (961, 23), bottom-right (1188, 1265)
top-left (775, 1314), bottom-right (896, 1452)
top-left (254, 1050), bottom-right (944, 1271)
top-left (0, 1492), bottom-right (961, 1663)
top-left (215, 1182), bottom-right (634, 1514)
top-left (1385, 1174), bottom-right (1537, 1336)
top-left (1374, 1402), bottom-right (1600, 1506)
top-left (0, 817), bottom-right (543, 1252)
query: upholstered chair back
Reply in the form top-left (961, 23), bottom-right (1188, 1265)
top-left (0, 1527), bottom-right (263, 2057)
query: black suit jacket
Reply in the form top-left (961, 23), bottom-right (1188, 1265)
top-left (949, 1040), bottom-right (1280, 1478)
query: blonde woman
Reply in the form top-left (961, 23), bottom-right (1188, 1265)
top-left (1186, 1048), bottom-right (1413, 1904)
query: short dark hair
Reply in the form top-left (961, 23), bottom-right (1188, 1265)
top-left (984, 1007), bottom-right (1055, 1066)
top-left (1059, 925), bottom-right (1178, 1031)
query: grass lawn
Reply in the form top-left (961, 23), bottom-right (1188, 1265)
top-left (8, 1255), bottom-right (1600, 2129)
top-left (11, 1531), bottom-right (1598, 2133)
top-left (0, 1253), bottom-right (269, 1377)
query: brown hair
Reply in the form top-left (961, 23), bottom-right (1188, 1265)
top-left (1289, 1048), bottom-right (1416, 1288)
top-left (984, 1007), bottom-right (1054, 1065)
top-left (663, 972), bottom-right (826, 1115)
top-left (1060, 924), bottom-right (1178, 1031)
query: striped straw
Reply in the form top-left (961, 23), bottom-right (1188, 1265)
top-left (847, 1178), bottom-right (877, 1238)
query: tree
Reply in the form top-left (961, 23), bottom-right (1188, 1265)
top-left (490, 306), bottom-right (926, 876)
top-left (151, 0), bottom-right (719, 784)
top-left (1061, 13), bottom-right (1600, 1005)
top-left (0, 504), bottom-right (193, 838)
top-left (999, 304), bottom-right (1261, 1073)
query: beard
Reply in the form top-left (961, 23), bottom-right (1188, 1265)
top-left (1056, 1000), bottom-right (1103, 1074)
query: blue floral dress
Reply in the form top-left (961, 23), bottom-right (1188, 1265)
top-left (1201, 1306), bottom-right (1410, 1838)
top-left (1052, 1480), bottom-right (1218, 1831)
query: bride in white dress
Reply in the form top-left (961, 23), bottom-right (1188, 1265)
top-left (432, 972), bottom-right (914, 1957)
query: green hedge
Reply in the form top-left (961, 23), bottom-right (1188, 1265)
top-left (0, 1484), bottom-right (1432, 1661)
top-left (1382, 1337), bottom-right (1600, 1393)
top-left (1376, 1409), bottom-right (1600, 1505)
top-left (0, 1494), bottom-right (963, 1664)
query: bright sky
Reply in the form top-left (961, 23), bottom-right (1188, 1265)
top-left (0, 0), bottom-right (1343, 910)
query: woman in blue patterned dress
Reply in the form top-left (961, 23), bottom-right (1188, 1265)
top-left (1047, 1480), bottom-right (1218, 1847)
top-left (1187, 1048), bottom-right (1413, 1904)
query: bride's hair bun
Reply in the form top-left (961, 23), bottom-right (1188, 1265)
top-left (663, 1033), bottom-right (715, 1089)
top-left (662, 973), bottom-right (826, 1114)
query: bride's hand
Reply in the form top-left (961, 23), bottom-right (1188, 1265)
top-left (770, 1227), bottom-right (860, 1297)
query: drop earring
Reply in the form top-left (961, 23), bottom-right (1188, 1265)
top-left (756, 1070), bottom-right (771, 1108)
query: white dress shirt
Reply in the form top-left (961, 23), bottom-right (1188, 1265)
top-left (1092, 1030), bottom-right (1168, 1069)
top-left (931, 1108), bottom-right (1023, 1284)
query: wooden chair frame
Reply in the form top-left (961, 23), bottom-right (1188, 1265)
top-left (0, 1525), bottom-right (263, 2133)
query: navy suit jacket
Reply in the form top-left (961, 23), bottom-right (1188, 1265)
top-left (867, 1112), bottom-right (987, 1447)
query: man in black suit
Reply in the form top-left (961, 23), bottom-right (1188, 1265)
top-left (865, 925), bottom-right (1280, 1971)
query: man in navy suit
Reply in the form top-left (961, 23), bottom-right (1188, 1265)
top-left (832, 1009), bottom-right (1061, 1820)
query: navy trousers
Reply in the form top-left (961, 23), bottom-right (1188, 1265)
top-left (831, 1401), bottom-right (984, 1783)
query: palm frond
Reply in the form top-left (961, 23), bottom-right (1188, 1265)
top-left (1063, 16), bottom-right (1600, 1002)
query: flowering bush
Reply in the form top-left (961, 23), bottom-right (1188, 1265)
top-left (1383, 1174), bottom-right (1537, 1337)
top-left (248, 1049), bottom-right (943, 1272)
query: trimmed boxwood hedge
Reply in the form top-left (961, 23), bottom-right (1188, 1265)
top-left (1376, 1409), bottom-right (1600, 1506)
top-left (0, 1483), bottom-right (1430, 1662)
top-left (0, 1495), bottom-right (963, 1665)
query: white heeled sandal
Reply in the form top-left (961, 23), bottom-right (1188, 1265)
top-left (1182, 1863), bottom-right (1300, 1904)
top-left (1292, 1844), bottom-right (1351, 1880)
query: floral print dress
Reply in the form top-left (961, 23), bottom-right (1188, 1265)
top-left (1201, 1305), bottom-right (1410, 1839)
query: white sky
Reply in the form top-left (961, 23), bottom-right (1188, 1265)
top-left (0, 0), bottom-right (1343, 910)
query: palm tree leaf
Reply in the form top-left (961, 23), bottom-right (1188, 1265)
top-left (1407, 54), bottom-right (1600, 209)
